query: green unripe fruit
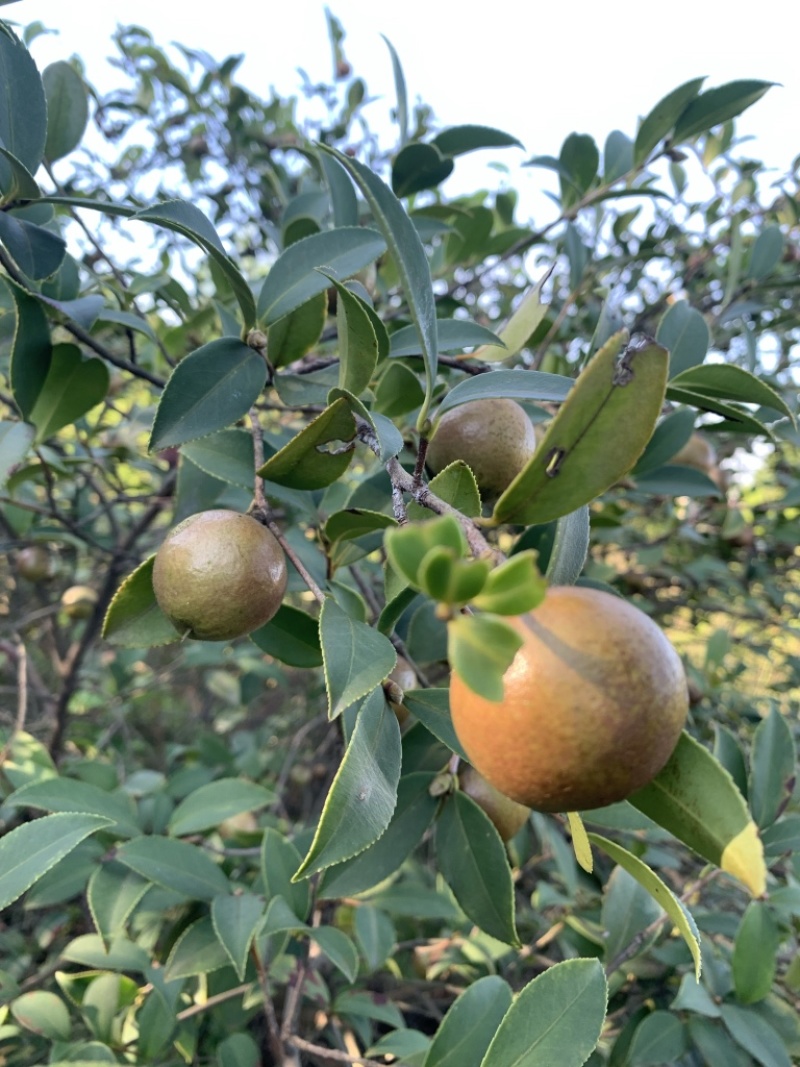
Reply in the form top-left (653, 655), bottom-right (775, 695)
top-left (152, 510), bottom-right (288, 641)
top-left (385, 655), bottom-right (417, 727)
top-left (61, 585), bottom-right (98, 620)
top-left (17, 545), bottom-right (53, 582)
top-left (426, 398), bottom-right (536, 498)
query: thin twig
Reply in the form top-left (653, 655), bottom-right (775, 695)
top-left (249, 407), bottom-right (268, 511)
top-left (288, 1036), bottom-right (386, 1067)
top-left (176, 982), bottom-right (255, 1021)
top-left (266, 518), bottom-right (326, 604)
top-left (251, 945), bottom-right (286, 1065)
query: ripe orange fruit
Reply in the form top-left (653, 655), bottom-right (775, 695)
top-left (426, 398), bottom-right (536, 498)
top-left (152, 510), bottom-right (287, 641)
top-left (449, 586), bottom-right (688, 812)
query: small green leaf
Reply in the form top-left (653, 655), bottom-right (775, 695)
top-left (389, 318), bottom-right (504, 357)
top-left (318, 149), bottom-right (358, 226)
top-left (627, 1012), bottom-right (687, 1066)
top-left (473, 277), bottom-right (553, 364)
top-left (294, 688), bottom-right (401, 879)
top-left (320, 598), bottom-right (397, 718)
top-left (266, 290), bottom-right (327, 368)
top-left (602, 866), bottom-right (662, 968)
top-left (432, 124), bottom-right (522, 157)
top-left (634, 77), bottom-right (706, 164)
top-left (436, 791), bottom-right (519, 945)
top-left (0, 812), bottom-right (112, 910)
top-left (6, 777), bottom-right (139, 837)
top-left (29, 343), bottom-right (108, 442)
top-left (673, 80), bottom-right (774, 143)
top-left (448, 613), bottom-right (524, 702)
top-left (382, 34), bottom-right (408, 145)
top-left (664, 384), bottom-right (773, 436)
top-left (250, 604), bottom-right (322, 668)
top-left (11, 991), bottom-right (71, 1041)
top-left (670, 364), bottom-right (794, 422)
top-left (320, 271), bottom-right (379, 395)
top-left (149, 338), bottom-right (266, 452)
top-left (260, 829), bottom-right (310, 920)
top-left (749, 706), bottom-right (796, 829)
top-left (633, 409), bottom-right (697, 475)
top-left (747, 225), bottom-right (784, 280)
top-left (0, 212), bottom-right (66, 278)
top-left (257, 227), bottom-right (386, 324)
top-left (168, 779), bottom-right (275, 836)
top-left (657, 300), bottom-right (710, 377)
top-left (310, 927), bottom-right (360, 982)
top-left (257, 397), bottom-right (356, 489)
top-left (354, 905), bottom-right (395, 970)
top-left (373, 359), bottom-right (425, 416)
top-left (392, 141), bottom-right (454, 198)
top-left (181, 428), bottom-right (255, 488)
top-left (589, 833), bottom-right (702, 979)
top-left (164, 918), bottom-right (231, 980)
top-left (545, 506), bottom-right (590, 585)
top-left (494, 333), bottom-right (669, 525)
top-left (425, 975), bottom-right (512, 1067)
top-left (0, 419), bottom-right (34, 488)
top-left (689, 1017), bottom-right (755, 1067)
top-left (733, 902), bottom-right (780, 1004)
top-left (402, 688), bottom-right (468, 759)
top-left (87, 862), bottom-right (149, 947)
top-left (102, 556), bottom-right (180, 648)
top-left (480, 958), bottom-right (607, 1067)
top-left (472, 551), bottom-right (546, 614)
top-left (0, 27), bottom-right (47, 194)
top-left (671, 974), bottom-right (721, 1018)
top-left (720, 1004), bottom-right (792, 1067)
top-left (115, 836), bottom-right (230, 901)
top-left (559, 132), bottom-right (599, 207)
top-left (43, 61), bottom-right (89, 161)
top-left (9, 283), bottom-right (51, 418)
top-left (384, 515), bottom-right (467, 587)
top-left (211, 893), bottom-right (265, 981)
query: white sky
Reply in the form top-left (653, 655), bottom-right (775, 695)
top-left (17, 0), bottom-right (800, 220)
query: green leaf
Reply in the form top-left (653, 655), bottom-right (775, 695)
top-left (115, 836), bottom-right (230, 901)
top-left (310, 927), bottom-right (359, 982)
top-left (410, 461), bottom-right (482, 521)
top-left (257, 397), bottom-right (356, 489)
top-left (0, 812), bottom-right (112, 910)
top-left (9, 283), bottom-right (51, 418)
top-left (319, 597), bottom-right (397, 718)
top-left (321, 147), bottom-right (438, 428)
top-left (217, 1033), bottom-right (261, 1067)
top-left (0, 27), bottom-right (47, 195)
top-left (733, 902), bottom-right (780, 1005)
top-left (318, 149), bottom-right (359, 226)
top-left (402, 689), bottom-right (468, 760)
top-left (472, 552), bottom-right (546, 615)
top-left (168, 778), bottom-right (275, 836)
top-left (28, 343), bottom-right (108, 442)
top-left (294, 687), bottom-right (401, 879)
top-left (11, 990), bottom-right (71, 1041)
top-left (382, 35), bottom-right (408, 145)
top-left (602, 866), bottom-right (662, 968)
top-left (62, 932), bottom-right (151, 973)
top-left (0, 419), bottom-right (34, 488)
top-left (42, 61), bottom-right (89, 161)
top-left (448, 613), bottom-right (523, 702)
top-left (87, 862), bottom-right (149, 947)
top-left (633, 409), bottom-right (696, 475)
top-left (374, 359), bottom-right (425, 416)
top-left (392, 141), bottom-right (454, 198)
top-left (634, 77), bottom-right (706, 164)
top-left (385, 514), bottom-right (467, 587)
top-left (0, 212), bottom-right (66, 278)
top-left (627, 1012), bottom-right (687, 1066)
top-left (257, 227), bottom-right (386, 324)
top-left (634, 465), bottom-right (722, 498)
top-left (721, 1004), bottom-right (792, 1067)
top-left (671, 974), bottom-right (721, 1018)
top-left (589, 833), bottom-right (702, 979)
top-left (354, 905), bottom-right (395, 970)
top-left (260, 828), bottom-right (310, 920)
top-left (432, 124), bottom-right (522, 157)
top-left (6, 778), bottom-right (139, 837)
top-left (494, 333), bottom-right (668, 525)
top-left (102, 556), bottom-right (180, 648)
top-left (164, 917), bottom-right (231, 980)
top-left (670, 364), bottom-right (794, 422)
top-left (747, 225), bottom-right (784, 280)
top-left (389, 317), bottom-right (504, 357)
top-left (149, 338), bottom-right (266, 451)
top-left (473, 276), bottom-right (553, 364)
top-left (664, 385), bottom-right (773, 436)
top-left (559, 132), bottom-right (599, 207)
top-left (749, 707), bottom-right (796, 829)
top-left (133, 200), bottom-right (256, 329)
top-left (425, 975), bottom-right (512, 1067)
top-left (250, 604), bottom-right (322, 668)
top-left (436, 790), bottom-right (519, 946)
top-left (321, 271), bottom-right (379, 395)
top-left (657, 300), bottom-right (709, 377)
top-left (604, 129), bottom-right (634, 181)
top-left (673, 80), bottom-right (774, 143)
top-left (318, 772), bottom-right (439, 899)
top-left (689, 1017), bottom-right (754, 1067)
top-left (211, 892), bottom-right (265, 981)
top-left (266, 290), bottom-right (327, 368)
top-left (480, 959), bottom-right (607, 1067)
top-left (629, 732), bottom-right (767, 896)
top-left (545, 506), bottom-right (590, 585)
top-left (181, 428), bottom-right (255, 488)
top-left (761, 816), bottom-right (800, 858)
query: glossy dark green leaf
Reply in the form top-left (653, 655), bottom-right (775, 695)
top-left (0, 27), bottom-right (47, 194)
top-left (211, 893), bottom-right (265, 980)
top-left (43, 61), bottom-right (89, 161)
top-left (258, 227), bottom-right (385, 324)
top-left (29, 343), bottom-right (108, 442)
top-left (260, 828), bottom-right (310, 920)
top-left (480, 959), bottom-right (607, 1067)
top-left (627, 1012), bottom-right (687, 1066)
top-left (102, 556), bottom-right (181, 648)
top-left (436, 791), bottom-right (519, 945)
top-left (318, 772), bottom-right (439, 899)
top-left (149, 338), bottom-right (266, 451)
top-left (713, 724), bottom-right (749, 799)
top-left (389, 317), bottom-right (504, 357)
top-left (0, 213), bottom-right (66, 278)
top-left (630, 732), bottom-right (766, 897)
top-left (559, 132), bottom-right (599, 206)
top-left (181, 428), bottom-right (254, 488)
top-left (322, 271), bottom-right (379, 395)
top-left (87, 862), bottom-right (149, 947)
top-left (0, 145), bottom-right (39, 199)
top-left (250, 604), bottom-right (322, 668)
top-left (374, 360), bottom-right (425, 416)
top-left (0, 812), bottom-right (112, 910)
top-left (545, 506), bottom-right (590, 585)
top-left (115, 836), bottom-right (230, 900)
top-left (322, 148), bottom-right (438, 426)
top-left (168, 779), bottom-right (275, 836)
top-left (634, 77), bottom-right (706, 164)
top-left (747, 225), bottom-right (784, 280)
top-left (164, 918), bottom-right (231, 980)
top-left (402, 689), bottom-right (467, 759)
top-left (494, 333), bottom-right (668, 525)
top-left (325, 507), bottom-right (397, 547)
top-left (733, 902), bottom-right (780, 1005)
top-left (266, 290), bottom-right (327, 368)
top-left (133, 199), bottom-right (256, 329)
top-left (721, 1004), bottom-right (791, 1067)
top-left (748, 706), bottom-right (796, 829)
top-left (424, 975), bottom-right (512, 1067)
top-left (664, 385), bottom-right (773, 436)
top-left (318, 149), bottom-right (358, 226)
top-left (448, 613), bottom-right (523, 702)
top-left (257, 397), bottom-right (356, 489)
top-left (408, 461), bottom-right (481, 522)
top-left (9, 283), bottom-right (51, 418)
top-left (320, 597), bottom-right (397, 718)
top-left (670, 364), bottom-right (794, 422)
top-left (673, 80), bottom-right (774, 143)
top-left (0, 419), bottom-right (34, 488)
top-left (294, 687), bottom-right (401, 878)
top-left (633, 409), bottom-right (696, 475)
top-left (6, 777), bottom-right (139, 837)
top-left (436, 369), bottom-right (572, 416)
top-left (392, 141), bottom-right (454, 198)
top-left (657, 300), bottom-right (709, 377)
top-left (432, 124), bottom-right (522, 157)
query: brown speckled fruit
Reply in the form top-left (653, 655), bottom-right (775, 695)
top-left (152, 510), bottom-right (287, 641)
top-left (16, 545), bottom-right (53, 582)
top-left (450, 586), bottom-right (688, 813)
top-left (458, 764), bottom-right (530, 841)
top-left (426, 398), bottom-right (536, 498)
